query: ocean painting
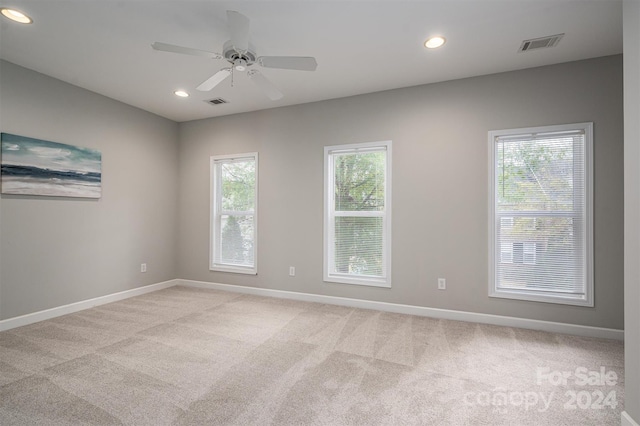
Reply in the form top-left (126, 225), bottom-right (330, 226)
top-left (1, 133), bottom-right (101, 198)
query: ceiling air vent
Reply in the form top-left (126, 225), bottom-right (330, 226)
top-left (518, 34), bottom-right (564, 52)
top-left (206, 98), bottom-right (228, 105)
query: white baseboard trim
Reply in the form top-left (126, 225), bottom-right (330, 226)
top-left (0, 278), bottom-right (624, 341)
top-left (178, 279), bottom-right (624, 340)
top-left (623, 411), bottom-right (640, 426)
top-left (0, 279), bottom-right (179, 332)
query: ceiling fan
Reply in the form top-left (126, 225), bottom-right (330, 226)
top-left (152, 10), bottom-right (318, 101)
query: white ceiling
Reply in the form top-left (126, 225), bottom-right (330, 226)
top-left (0, 0), bottom-right (622, 123)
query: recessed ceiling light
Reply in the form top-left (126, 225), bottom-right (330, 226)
top-left (174, 90), bottom-right (189, 98)
top-left (424, 36), bottom-right (446, 49)
top-left (1, 8), bottom-right (33, 24)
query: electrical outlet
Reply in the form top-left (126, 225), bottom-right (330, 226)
top-left (141, 263), bottom-right (147, 273)
top-left (438, 278), bottom-right (446, 290)
top-left (289, 266), bottom-right (295, 276)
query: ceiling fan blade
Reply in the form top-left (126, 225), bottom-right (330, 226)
top-left (151, 42), bottom-right (222, 59)
top-left (227, 10), bottom-right (250, 52)
top-left (196, 68), bottom-right (232, 91)
top-left (257, 56), bottom-right (318, 71)
top-left (248, 70), bottom-right (283, 101)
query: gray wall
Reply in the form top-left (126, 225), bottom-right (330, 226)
top-left (624, 0), bottom-right (640, 423)
top-left (0, 60), bottom-right (179, 320)
top-left (0, 55), bottom-right (625, 332)
top-left (178, 55), bottom-right (624, 330)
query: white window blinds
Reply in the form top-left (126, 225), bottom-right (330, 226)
top-left (489, 123), bottom-right (593, 306)
top-left (210, 153), bottom-right (257, 274)
top-left (324, 141), bottom-right (391, 287)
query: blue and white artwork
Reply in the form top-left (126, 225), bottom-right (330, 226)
top-left (1, 133), bottom-right (101, 198)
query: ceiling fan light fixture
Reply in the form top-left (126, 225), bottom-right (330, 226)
top-left (234, 59), bottom-right (247, 71)
top-left (1, 8), bottom-right (33, 24)
top-left (174, 90), bottom-right (189, 98)
top-left (425, 36), bottom-right (446, 49)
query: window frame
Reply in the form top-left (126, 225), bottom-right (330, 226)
top-left (210, 152), bottom-right (258, 275)
top-left (323, 140), bottom-right (392, 287)
top-left (488, 123), bottom-right (593, 306)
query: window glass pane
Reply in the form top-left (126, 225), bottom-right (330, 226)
top-left (220, 214), bottom-right (254, 267)
top-left (497, 136), bottom-right (577, 212)
top-left (334, 216), bottom-right (383, 277)
top-left (523, 242), bottom-right (536, 265)
top-left (221, 161), bottom-right (255, 212)
top-left (500, 243), bottom-right (513, 263)
top-left (497, 213), bottom-right (583, 292)
top-left (513, 242), bottom-right (524, 264)
top-left (334, 151), bottom-right (385, 211)
top-left (500, 217), bottom-right (514, 228)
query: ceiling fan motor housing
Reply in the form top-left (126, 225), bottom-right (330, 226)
top-left (223, 40), bottom-right (257, 67)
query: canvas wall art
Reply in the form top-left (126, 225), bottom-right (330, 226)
top-left (1, 133), bottom-right (102, 198)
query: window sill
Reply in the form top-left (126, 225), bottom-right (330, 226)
top-left (489, 288), bottom-right (593, 307)
top-left (210, 264), bottom-right (257, 275)
top-left (324, 274), bottom-right (391, 288)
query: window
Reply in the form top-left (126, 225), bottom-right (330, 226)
top-left (523, 241), bottom-right (537, 265)
top-left (210, 153), bottom-right (257, 274)
top-left (501, 217), bottom-right (514, 229)
top-left (489, 123), bottom-right (593, 306)
top-left (501, 243), bottom-right (514, 264)
top-left (324, 141), bottom-right (391, 287)
top-left (501, 241), bottom-right (537, 265)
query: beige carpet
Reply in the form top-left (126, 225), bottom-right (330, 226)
top-left (0, 286), bottom-right (624, 425)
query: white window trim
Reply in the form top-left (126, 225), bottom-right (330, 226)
top-left (210, 152), bottom-right (258, 275)
top-left (324, 140), bottom-right (392, 288)
top-left (488, 123), bottom-right (594, 306)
